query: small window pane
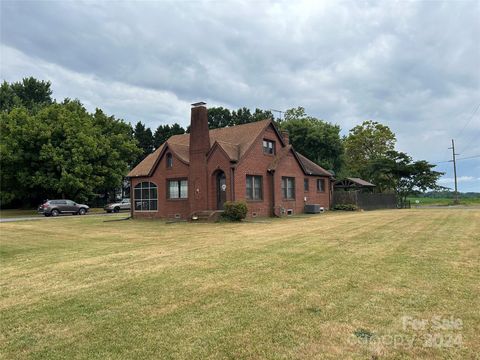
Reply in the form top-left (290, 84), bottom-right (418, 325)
top-left (149, 200), bottom-right (157, 211)
top-left (169, 181), bottom-right (178, 198)
top-left (180, 180), bottom-right (188, 198)
top-left (263, 140), bottom-right (275, 154)
top-left (166, 154), bottom-right (173, 168)
top-left (254, 176), bottom-right (262, 199)
top-left (317, 179), bottom-right (325, 192)
top-left (246, 176), bottom-right (253, 199)
top-left (246, 175), bottom-right (262, 200)
top-left (150, 188), bottom-right (157, 199)
top-left (282, 177), bottom-right (295, 199)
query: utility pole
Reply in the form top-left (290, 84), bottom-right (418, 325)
top-left (449, 139), bottom-right (460, 204)
top-left (270, 109), bottom-right (284, 121)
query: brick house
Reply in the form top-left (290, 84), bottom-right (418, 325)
top-left (127, 102), bottom-right (333, 219)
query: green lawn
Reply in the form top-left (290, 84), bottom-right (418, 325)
top-left (0, 209), bottom-right (478, 359)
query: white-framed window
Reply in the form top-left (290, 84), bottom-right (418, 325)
top-left (263, 139), bottom-right (275, 155)
top-left (282, 177), bottom-right (295, 200)
top-left (134, 182), bottom-right (158, 211)
top-left (246, 175), bottom-right (263, 200)
top-left (167, 179), bottom-right (188, 199)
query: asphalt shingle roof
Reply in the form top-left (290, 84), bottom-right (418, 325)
top-left (128, 119), bottom-right (332, 178)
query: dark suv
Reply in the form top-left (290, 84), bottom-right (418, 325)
top-left (38, 200), bottom-right (90, 217)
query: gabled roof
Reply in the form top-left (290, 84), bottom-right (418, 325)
top-left (128, 120), bottom-right (273, 177)
top-left (334, 177), bottom-right (376, 188)
top-left (295, 152), bottom-right (333, 177)
top-left (347, 177), bottom-right (376, 187)
top-left (127, 118), bottom-right (332, 178)
top-left (127, 143), bottom-right (165, 178)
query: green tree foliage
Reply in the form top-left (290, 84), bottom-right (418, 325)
top-left (344, 120), bottom-right (396, 178)
top-left (133, 121), bottom-right (154, 164)
top-left (367, 150), bottom-right (444, 202)
top-left (153, 123), bottom-right (186, 148)
top-left (206, 107), bottom-right (273, 129)
top-left (0, 77), bottom-right (53, 113)
top-left (208, 107), bottom-right (233, 129)
top-left (280, 107), bottom-right (344, 173)
top-left (0, 81), bottom-right (140, 207)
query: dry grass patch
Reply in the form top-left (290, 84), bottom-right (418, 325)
top-left (1, 209), bottom-right (479, 359)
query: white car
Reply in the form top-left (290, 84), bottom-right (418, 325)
top-left (104, 199), bottom-right (130, 213)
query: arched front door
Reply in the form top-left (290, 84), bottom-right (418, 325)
top-left (216, 171), bottom-right (227, 210)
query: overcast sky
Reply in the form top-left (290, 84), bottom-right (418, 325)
top-left (1, 0), bottom-right (479, 191)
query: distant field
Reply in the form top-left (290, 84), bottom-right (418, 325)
top-left (1, 209), bottom-right (478, 359)
top-left (408, 197), bottom-right (480, 206)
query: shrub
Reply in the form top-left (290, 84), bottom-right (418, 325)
top-left (222, 201), bottom-right (248, 221)
top-left (332, 204), bottom-right (358, 211)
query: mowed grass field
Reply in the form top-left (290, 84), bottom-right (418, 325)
top-left (0, 209), bottom-right (479, 359)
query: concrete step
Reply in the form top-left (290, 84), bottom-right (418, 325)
top-left (191, 210), bottom-right (224, 222)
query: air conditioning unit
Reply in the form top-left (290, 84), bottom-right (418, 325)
top-left (305, 204), bottom-right (324, 214)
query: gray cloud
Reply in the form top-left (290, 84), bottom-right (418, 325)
top-left (1, 0), bottom-right (479, 190)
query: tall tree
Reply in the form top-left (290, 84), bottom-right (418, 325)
top-left (252, 108), bottom-right (274, 122)
top-left (232, 107), bottom-right (252, 125)
top-left (208, 107), bottom-right (233, 129)
top-left (0, 99), bottom-right (140, 206)
top-left (367, 150), bottom-right (444, 203)
top-left (0, 77), bottom-right (53, 112)
top-left (153, 123), bottom-right (185, 148)
top-left (133, 121), bottom-right (154, 162)
top-left (169, 123), bottom-right (186, 137)
top-left (344, 120), bottom-right (396, 178)
top-left (280, 107), bottom-right (344, 173)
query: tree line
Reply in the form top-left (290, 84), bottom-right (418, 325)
top-left (1, 77), bottom-right (444, 208)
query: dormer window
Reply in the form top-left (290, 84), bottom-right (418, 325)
top-left (166, 153), bottom-right (173, 168)
top-left (263, 140), bottom-right (275, 155)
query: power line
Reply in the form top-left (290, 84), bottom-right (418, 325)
top-left (434, 155), bottom-right (480, 164)
top-left (459, 132), bottom-right (480, 155)
top-left (457, 103), bottom-right (480, 154)
top-left (456, 155), bottom-right (480, 161)
top-left (456, 103), bottom-right (480, 139)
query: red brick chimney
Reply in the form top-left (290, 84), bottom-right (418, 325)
top-left (189, 102), bottom-right (210, 214)
top-left (281, 130), bottom-right (289, 145)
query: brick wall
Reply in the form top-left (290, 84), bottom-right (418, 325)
top-left (234, 125), bottom-right (330, 217)
top-left (131, 148), bottom-right (190, 219)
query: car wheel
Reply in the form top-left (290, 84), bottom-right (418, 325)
top-left (78, 208), bottom-right (86, 215)
top-left (113, 207), bottom-right (120, 213)
top-left (51, 209), bottom-right (59, 217)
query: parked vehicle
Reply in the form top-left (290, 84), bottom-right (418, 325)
top-left (38, 200), bottom-right (89, 217)
top-left (104, 198), bottom-right (130, 213)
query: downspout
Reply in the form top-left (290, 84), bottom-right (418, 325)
top-left (269, 169), bottom-right (277, 217)
top-left (129, 177), bottom-right (134, 218)
top-left (230, 164), bottom-right (236, 201)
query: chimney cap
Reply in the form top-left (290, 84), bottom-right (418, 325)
top-left (191, 101), bottom-right (207, 107)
